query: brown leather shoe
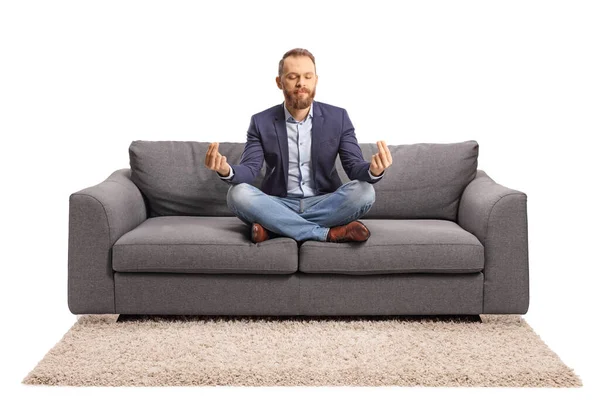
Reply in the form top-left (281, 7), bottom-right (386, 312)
top-left (326, 221), bottom-right (371, 243)
top-left (251, 222), bottom-right (270, 243)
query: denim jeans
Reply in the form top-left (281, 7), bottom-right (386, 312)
top-left (226, 180), bottom-right (376, 242)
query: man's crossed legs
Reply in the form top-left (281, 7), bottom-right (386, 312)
top-left (226, 180), bottom-right (375, 242)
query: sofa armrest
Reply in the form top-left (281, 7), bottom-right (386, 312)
top-left (68, 168), bottom-right (147, 314)
top-left (458, 169), bottom-right (529, 314)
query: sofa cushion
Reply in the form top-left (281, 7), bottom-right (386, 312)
top-left (129, 141), bottom-right (266, 217)
top-left (343, 140), bottom-right (478, 221)
top-left (299, 219), bottom-right (483, 274)
top-left (112, 216), bottom-right (298, 274)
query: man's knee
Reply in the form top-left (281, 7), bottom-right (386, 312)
top-left (350, 180), bottom-right (376, 206)
top-left (227, 183), bottom-right (254, 211)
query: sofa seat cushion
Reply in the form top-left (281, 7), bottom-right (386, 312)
top-left (112, 216), bottom-right (298, 274)
top-left (299, 219), bottom-right (484, 274)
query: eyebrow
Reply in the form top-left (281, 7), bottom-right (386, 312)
top-left (286, 72), bottom-right (314, 76)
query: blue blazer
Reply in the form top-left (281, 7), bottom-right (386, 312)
top-left (227, 101), bottom-right (384, 197)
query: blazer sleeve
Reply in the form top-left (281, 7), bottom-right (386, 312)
top-left (338, 109), bottom-right (385, 184)
top-left (222, 115), bottom-right (265, 185)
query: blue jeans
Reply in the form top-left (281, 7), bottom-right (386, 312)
top-left (226, 180), bottom-right (376, 242)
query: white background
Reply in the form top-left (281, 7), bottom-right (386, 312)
top-left (1, 0), bottom-right (598, 398)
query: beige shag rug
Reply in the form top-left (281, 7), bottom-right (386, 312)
top-left (22, 314), bottom-right (582, 387)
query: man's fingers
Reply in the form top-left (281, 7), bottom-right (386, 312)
top-left (213, 142), bottom-right (223, 171)
top-left (377, 142), bottom-right (388, 166)
top-left (378, 140), bottom-right (392, 165)
top-left (212, 143), bottom-right (221, 169)
top-left (212, 152), bottom-right (221, 170)
top-left (205, 143), bottom-right (214, 167)
top-left (207, 143), bottom-right (213, 169)
top-left (383, 142), bottom-right (392, 165)
top-left (376, 142), bottom-right (384, 165)
top-left (382, 140), bottom-right (392, 164)
top-left (206, 142), bottom-right (218, 170)
top-left (372, 154), bottom-right (381, 169)
top-left (206, 142), bottom-right (220, 170)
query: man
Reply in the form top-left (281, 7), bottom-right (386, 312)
top-left (204, 48), bottom-right (392, 243)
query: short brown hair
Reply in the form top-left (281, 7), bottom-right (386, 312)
top-left (278, 48), bottom-right (316, 78)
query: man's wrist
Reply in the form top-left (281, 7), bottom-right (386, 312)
top-left (369, 169), bottom-right (384, 177)
top-left (217, 165), bottom-right (234, 179)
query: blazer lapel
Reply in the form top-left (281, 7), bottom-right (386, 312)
top-left (274, 103), bottom-right (289, 189)
top-left (310, 101), bottom-right (324, 188)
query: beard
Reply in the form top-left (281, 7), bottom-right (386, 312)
top-left (283, 86), bottom-right (316, 109)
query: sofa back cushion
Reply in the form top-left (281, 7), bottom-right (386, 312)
top-left (129, 140), bottom-right (478, 220)
top-left (338, 140), bottom-right (478, 221)
top-left (129, 141), bottom-right (266, 217)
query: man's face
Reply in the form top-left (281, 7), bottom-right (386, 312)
top-left (276, 56), bottom-right (318, 110)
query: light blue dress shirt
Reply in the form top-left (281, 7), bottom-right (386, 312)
top-left (284, 101), bottom-right (316, 197)
top-left (218, 102), bottom-right (384, 197)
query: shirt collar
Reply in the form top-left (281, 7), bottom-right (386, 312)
top-left (283, 101), bottom-right (313, 123)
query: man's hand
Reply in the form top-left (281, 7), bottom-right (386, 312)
top-left (369, 140), bottom-right (392, 177)
top-left (204, 142), bottom-right (230, 176)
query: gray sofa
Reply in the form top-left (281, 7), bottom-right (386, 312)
top-left (67, 139), bottom-right (529, 316)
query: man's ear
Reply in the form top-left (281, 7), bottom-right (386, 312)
top-left (275, 76), bottom-right (281, 89)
